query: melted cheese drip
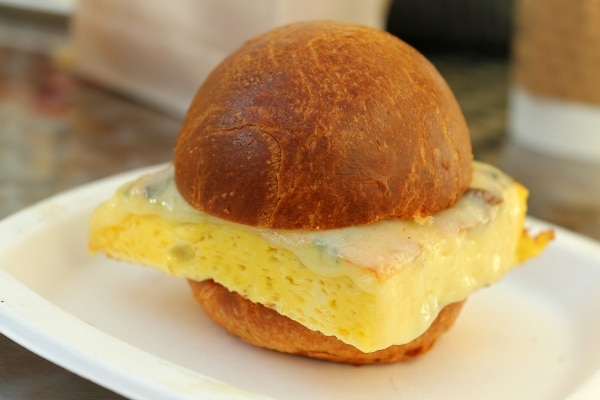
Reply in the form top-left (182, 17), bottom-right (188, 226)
top-left (89, 162), bottom-right (531, 352)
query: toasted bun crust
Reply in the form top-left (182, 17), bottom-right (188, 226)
top-left (189, 280), bottom-right (465, 364)
top-left (174, 20), bottom-right (472, 230)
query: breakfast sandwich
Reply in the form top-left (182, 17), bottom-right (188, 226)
top-left (89, 20), bottom-right (552, 364)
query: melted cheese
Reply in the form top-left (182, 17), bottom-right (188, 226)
top-left (89, 162), bottom-right (546, 352)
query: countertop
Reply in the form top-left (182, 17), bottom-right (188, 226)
top-left (1, 7), bottom-right (599, 400)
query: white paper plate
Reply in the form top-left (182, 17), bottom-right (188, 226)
top-left (1, 165), bottom-right (600, 400)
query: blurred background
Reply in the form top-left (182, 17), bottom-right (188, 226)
top-left (0, 0), bottom-right (599, 398)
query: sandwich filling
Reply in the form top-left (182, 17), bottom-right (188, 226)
top-left (89, 161), bottom-right (550, 352)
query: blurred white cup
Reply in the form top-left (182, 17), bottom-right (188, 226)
top-left (508, 0), bottom-right (600, 164)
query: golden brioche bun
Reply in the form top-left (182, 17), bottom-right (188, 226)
top-left (174, 20), bottom-right (472, 230)
top-left (174, 20), bottom-right (473, 363)
top-left (189, 280), bottom-right (465, 364)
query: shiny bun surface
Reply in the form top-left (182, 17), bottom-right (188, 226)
top-left (175, 20), bottom-right (472, 229)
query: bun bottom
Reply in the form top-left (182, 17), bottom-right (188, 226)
top-left (188, 279), bottom-right (465, 364)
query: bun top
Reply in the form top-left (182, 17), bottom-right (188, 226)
top-left (174, 20), bottom-right (472, 230)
